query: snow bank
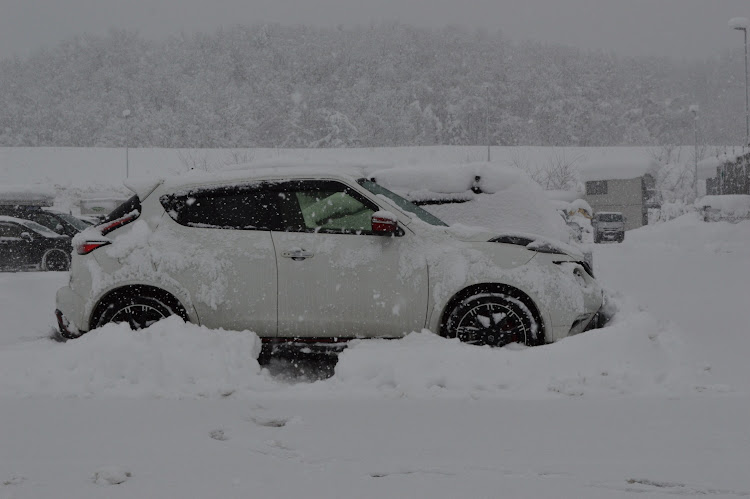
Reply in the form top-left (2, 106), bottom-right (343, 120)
top-left (304, 291), bottom-right (697, 400)
top-left (0, 317), bottom-right (272, 398)
top-left (0, 292), bottom-right (702, 401)
top-left (696, 195), bottom-right (750, 222)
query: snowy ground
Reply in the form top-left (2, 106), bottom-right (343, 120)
top-left (1, 213), bottom-right (748, 498)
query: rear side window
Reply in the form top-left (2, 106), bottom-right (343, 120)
top-left (160, 184), bottom-right (283, 230)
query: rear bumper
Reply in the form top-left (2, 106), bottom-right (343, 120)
top-left (55, 286), bottom-right (87, 337)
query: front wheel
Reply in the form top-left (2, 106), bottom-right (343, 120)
top-left (94, 295), bottom-right (178, 330)
top-left (442, 292), bottom-right (543, 347)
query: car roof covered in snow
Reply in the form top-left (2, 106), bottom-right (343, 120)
top-left (158, 163), bottom-right (375, 191)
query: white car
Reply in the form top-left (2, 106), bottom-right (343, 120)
top-left (55, 168), bottom-right (604, 351)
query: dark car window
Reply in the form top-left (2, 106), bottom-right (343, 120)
top-left (0, 222), bottom-right (24, 239)
top-left (275, 180), bottom-right (379, 235)
top-left (51, 211), bottom-right (90, 231)
top-left (28, 212), bottom-right (64, 233)
top-left (160, 184), bottom-right (283, 230)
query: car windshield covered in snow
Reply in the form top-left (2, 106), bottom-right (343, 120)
top-left (358, 179), bottom-right (448, 227)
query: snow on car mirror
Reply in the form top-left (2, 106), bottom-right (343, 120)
top-left (20, 232), bottom-right (33, 242)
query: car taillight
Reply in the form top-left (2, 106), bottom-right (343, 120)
top-left (97, 213), bottom-right (138, 236)
top-left (76, 241), bottom-right (111, 255)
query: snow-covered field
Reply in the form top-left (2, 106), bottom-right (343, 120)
top-left (1, 147), bottom-right (749, 497)
top-left (1, 213), bottom-right (748, 497)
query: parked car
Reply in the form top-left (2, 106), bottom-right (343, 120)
top-left (0, 206), bottom-right (92, 237)
top-left (592, 211), bottom-right (626, 243)
top-left (55, 169), bottom-right (604, 352)
top-left (0, 215), bottom-right (72, 271)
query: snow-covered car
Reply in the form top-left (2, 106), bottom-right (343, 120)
top-left (55, 168), bottom-right (604, 350)
top-left (0, 215), bottom-right (72, 271)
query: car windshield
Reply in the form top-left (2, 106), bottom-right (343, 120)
top-left (597, 214), bottom-right (622, 222)
top-left (18, 219), bottom-right (62, 238)
top-left (357, 179), bottom-right (448, 226)
top-left (48, 211), bottom-right (91, 231)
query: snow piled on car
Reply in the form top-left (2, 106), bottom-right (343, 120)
top-left (371, 163), bottom-right (571, 241)
top-left (0, 293), bottom-right (706, 400)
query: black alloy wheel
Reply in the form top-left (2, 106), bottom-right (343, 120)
top-left (444, 293), bottom-right (542, 347)
top-left (95, 295), bottom-right (176, 330)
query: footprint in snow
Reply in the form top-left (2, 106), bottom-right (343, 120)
top-left (2, 475), bottom-right (25, 486)
top-left (210, 429), bottom-right (230, 441)
top-left (92, 466), bottom-right (132, 486)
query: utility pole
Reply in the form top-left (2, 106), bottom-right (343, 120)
top-left (122, 109), bottom-right (131, 178)
top-left (485, 85), bottom-right (491, 162)
top-left (690, 105), bottom-right (699, 199)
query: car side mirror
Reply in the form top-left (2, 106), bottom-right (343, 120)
top-left (20, 232), bottom-right (33, 242)
top-left (56, 224), bottom-right (65, 233)
top-left (371, 211), bottom-right (399, 235)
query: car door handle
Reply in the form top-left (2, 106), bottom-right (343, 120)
top-left (281, 249), bottom-right (315, 261)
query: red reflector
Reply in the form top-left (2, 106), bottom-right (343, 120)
top-left (98, 214), bottom-right (137, 236)
top-left (77, 241), bottom-right (110, 255)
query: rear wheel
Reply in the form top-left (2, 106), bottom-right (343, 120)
top-left (93, 293), bottom-right (184, 330)
top-left (41, 249), bottom-right (70, 271)
top-left (442, 291), bottom-right (544, 347)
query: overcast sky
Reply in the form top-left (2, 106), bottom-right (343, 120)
top-left (2, 0), bottom-right (750, 61)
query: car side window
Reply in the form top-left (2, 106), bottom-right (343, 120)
top-left (276, 181), bottom-right (378, 234)
top-left (160, 183), bottom-right (283, 230)
top-left (0, 222), bottom-right (24, 240)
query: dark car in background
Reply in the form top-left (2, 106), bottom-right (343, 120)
top-left (0, 206), bottom-right (92, 238)
top-left (0, 216), bottom-right (72, 271)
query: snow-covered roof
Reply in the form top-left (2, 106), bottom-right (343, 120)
top-left (161, 163), bottom-right (380, 191)
top-left (0, 184), bottom-right (55, 206)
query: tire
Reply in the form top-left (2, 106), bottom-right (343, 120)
top-left (41, 249), bottom-right (70, 271)
top-left (617, 233), bottom-right (624, 243)
top-left (593, 233), bottom-right (600, 244)
top-left (442, 291), bottom-right (544, 347)
top-left (93, 293), bottom-right (180, 330)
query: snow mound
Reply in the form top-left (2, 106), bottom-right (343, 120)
top-left (0, 317), bottom-right (273, 398)
top-left (93, 466), bottom-right (132, 486)
top-left (321, 293), bottom-right (697, 399)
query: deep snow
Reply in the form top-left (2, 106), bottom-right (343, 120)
top-left (1, 213), bottom-right (748, 498)
top-left (1, 146), bottom-right (749, 498)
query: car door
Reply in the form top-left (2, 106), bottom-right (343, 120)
top-left (0, 222), bottom-right (32, 268)
top-left (270, 179), bottom-right (429, 339)
top-left (157, 183), bottom-right (280, 336)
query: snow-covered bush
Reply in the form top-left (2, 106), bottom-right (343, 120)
top-left (657, 200), bottom-right (695, 222)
